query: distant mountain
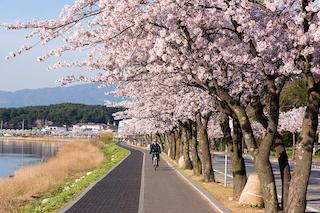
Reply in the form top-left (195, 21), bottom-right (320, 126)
top-left (0, 84), bottom-right (121, 108)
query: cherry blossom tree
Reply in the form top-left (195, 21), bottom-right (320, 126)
top-left (4, 0), bottom-right (320, 212)
top-left (112, 70), bottom-right (218, 181)
top-left (279, 107), bottom-right (306, 134)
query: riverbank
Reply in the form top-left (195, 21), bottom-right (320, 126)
top-left (0, 136), bottom-right (129, 213)
top-left (0, 136), bottom-right (92, 143)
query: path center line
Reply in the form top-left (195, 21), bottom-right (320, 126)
top-left (138, 150), bottom-right (145, 213)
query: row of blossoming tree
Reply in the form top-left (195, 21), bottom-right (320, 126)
top-left (4, 0), bottom-right (320, 212)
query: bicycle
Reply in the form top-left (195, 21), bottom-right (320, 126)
top-left (152, 152), bottom-right (159, 171)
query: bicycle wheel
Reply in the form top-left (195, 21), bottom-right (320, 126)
top-left (153, 156), bottom-right (158, 171)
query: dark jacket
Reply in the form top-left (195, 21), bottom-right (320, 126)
top-left (150, 143), bottom-right (161, 154)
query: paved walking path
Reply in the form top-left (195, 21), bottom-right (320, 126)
top-left (140, 147), bottom-right (216, 213)
top-left (62, 142), bottom-right (219, 213)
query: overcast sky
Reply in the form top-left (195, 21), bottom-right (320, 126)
top-left (0, 1), bottom-right (90, 91)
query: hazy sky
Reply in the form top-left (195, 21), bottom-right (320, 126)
top-left (0, 1), bottom-right (89, 91)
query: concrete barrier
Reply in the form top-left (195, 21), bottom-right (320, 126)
top-left (239, 174), bottom-right (264, 207)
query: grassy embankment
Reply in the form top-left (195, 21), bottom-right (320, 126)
top-left (0, 134), bottom-right (129, 213)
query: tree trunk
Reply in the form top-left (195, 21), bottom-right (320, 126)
top-left (255, 155), bottom-right (279, 212)
top-left (215, 84), bottom-right (279, 212)
top-left (181, 124), bottom-right (193, 169)
top-left (175, 130), bottom-right (182, 162)
top-left (168, 132), bottom-right (173, 158)
top-left (156, 133), bottom-right (165, 150)
top-left (196, 112), bottom-right (215, 182)
top-left (248, 91), bottom-right (291, 209)
top-left (274, 133), bottom-right (291, 209)
top-left (170, 131), bottom-right (176, 160)
top-left (219, 110), bottom-right (247, 199)
top-left (286, 86), bottom-right (320, 213)
top-left (190, 120), bottom-right (202, 176)
top-left (163, 132), bottom-right (169, 154)
top-left (161, 133), bottom-right (166, 150)
top-left (232, 119), bottom-right (247, 199)
top-left (254, 81), bottom-right (281, 213)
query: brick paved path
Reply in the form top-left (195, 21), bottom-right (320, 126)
top-left (64, 142), bottom-right (143, 213)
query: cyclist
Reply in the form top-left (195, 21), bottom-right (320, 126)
top-left (149, 140), bottom-right (161, 166)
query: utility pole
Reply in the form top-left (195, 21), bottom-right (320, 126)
top-left (22, 119), bottom-right (25, 130)
top-left (292, 132), bottom-right (296, 160)
top-left (224, 144), bottom-right (228, 187)
top-left (224, 117), bottom-right (232, 187)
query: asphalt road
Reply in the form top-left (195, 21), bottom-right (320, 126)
top-left (140, 147), bottom-right (217, 213)
top-left (62, 143), bottom-right (218, 213)
top-left (213, 153), bottom-right (320, 213)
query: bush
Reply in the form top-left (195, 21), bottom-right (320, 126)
top-left (282, 131), bottom-right (293, 147)
top-left (211, 138), bottom-right (226, 152)
top-left (99, 132), bottom-right (114, 144)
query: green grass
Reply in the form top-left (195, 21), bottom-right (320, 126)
top-left (285, 147), bottom-right (293, 159)
top-left (20, 142), bottom-right (129, 213)
top-left (271, 147), bottom-right (320, 161)
top-left (314, 149), bottom-right (320, 161)
top-left (270, 147), bottom-right (297, 159)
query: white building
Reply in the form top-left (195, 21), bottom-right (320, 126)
top-left (42, 126), bottom-right (67, 134)
top-left (72, 123), bottom-right (107, 132)
top-left (117, 120), bottom-right (130, 137)
top-left (45, 126), bottom-right (67, 131)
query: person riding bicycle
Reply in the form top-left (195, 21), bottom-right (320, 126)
top-left (150, 140), bottom-right (161, 166)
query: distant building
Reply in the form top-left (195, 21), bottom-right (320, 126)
top-left (117, 120), bottom-right (129, 137)
top-left (106, 123), bottom-right (118, 132)
top-left (44, 126), bottom-right (67, 132)
top-left (72, 123), bottom-right (107, 132)
top-left (42, 126), bottom-right (67, 134)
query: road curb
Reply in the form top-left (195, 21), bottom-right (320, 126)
top-left (60, 142), bottom-right (131, 213)
top-left (161, 154), bottom-right (232, 213)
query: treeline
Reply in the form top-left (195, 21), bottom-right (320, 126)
top-left (280, 80), bottom-right (307, 112)
top-left (0, 103), bottom-right (124, 129)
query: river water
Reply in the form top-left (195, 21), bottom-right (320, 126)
top-left (0, 140), bottom-right (61, 178)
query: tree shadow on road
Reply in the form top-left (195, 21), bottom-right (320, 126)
top-left (156, 166), bottom-right (174, 171)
